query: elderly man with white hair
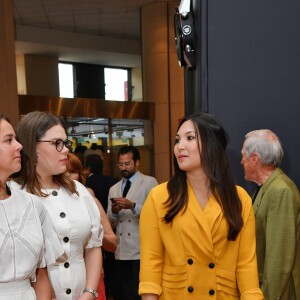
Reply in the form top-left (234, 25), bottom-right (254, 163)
top-left (241, 129), bottom-right (300, 300)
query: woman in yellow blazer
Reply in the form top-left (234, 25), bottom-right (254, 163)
top-left (139, 112), bottom-right (264, 300)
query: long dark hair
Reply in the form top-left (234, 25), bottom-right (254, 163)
top-left (15, 111), bottom-right (77, 197)
top-left (164, 112), bottom-right (243, 241)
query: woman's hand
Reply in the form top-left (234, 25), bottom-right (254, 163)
top-left (78, 292), bottom-right (94, 300)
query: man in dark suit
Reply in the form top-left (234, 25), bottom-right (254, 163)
top-left (241, 129), bottom-right (300, 300)
top-left (85, 154), bottom-right (118, 212)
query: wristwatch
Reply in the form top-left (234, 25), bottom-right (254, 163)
top-left (83, 288), bottom-right (98, 299)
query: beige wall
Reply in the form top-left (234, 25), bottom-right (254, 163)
top-left (131, 67), bottom-right (143, 101)
top-left (16, 55), bottom-right (26, 95)
top-left (16, 54), bottom-right (59, 97)
top-left (141, 0), bottom-right (184, 183)
top-left (0, 0), bottom-right (19, 126)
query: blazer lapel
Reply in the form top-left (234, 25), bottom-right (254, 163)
top-left (125, 171), bottom-right (142, 199)
top-left (206, 195), bottom-right (223, 238)
top-left (253, 188), bottom-right (263, 214)
top-left (186, 182), bottom-right (222, 248)
top-left (253, 168), bottom-right (283, 214)
top-left (115, 181), bottom-right (123, 197)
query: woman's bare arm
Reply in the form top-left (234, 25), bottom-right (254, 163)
top-left (87, 188), bottom-right (117, 252)
top-left (81, 247), bottom-right (102, 300)
top-left (32, 267), bottom-right (52, 300)
top-left (95, 198), bottom-right (117, 252)
top-left (141, 294), bottom-right (159, 300)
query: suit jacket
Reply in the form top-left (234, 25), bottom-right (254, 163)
top-left (253, 168), bottom-right (300, 300)
top-left (139, 181), bottom-right (263, 300)
top-left (107, 171), bottom-right (158, 260)
top-left (86, 173), bottom-right (118, 212)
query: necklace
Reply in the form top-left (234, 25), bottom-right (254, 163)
top-left (43, 186), bottom-right (59, 197)
top-left (41, 180), bottom-right (60, 195)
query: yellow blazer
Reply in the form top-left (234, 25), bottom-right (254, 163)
top-left (139, 181), bottom-right (264, 300)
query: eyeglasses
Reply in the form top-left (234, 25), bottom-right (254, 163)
top-left (116, 161), bottom-right (134, 168)
top-left (37, 139), bottom-right (72, 152)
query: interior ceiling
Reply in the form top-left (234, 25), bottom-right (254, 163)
top-left (13, 0), bottom-right (166, 67)
top-left (13, 0), bottom-right (165, 134)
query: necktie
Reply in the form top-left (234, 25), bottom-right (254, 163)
top-left (122, 180), bottom-right (131, 197)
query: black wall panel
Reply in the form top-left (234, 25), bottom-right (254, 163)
top-left (187, 0), bottom-right (300, 193)
top-left (74, 63), bottom-right (105, 99)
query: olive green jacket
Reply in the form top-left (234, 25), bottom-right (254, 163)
top-left (253, 168), bottom-right (300, 300)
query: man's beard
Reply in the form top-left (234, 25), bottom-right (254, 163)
top-left (121, 170), bottom-right (134, 179)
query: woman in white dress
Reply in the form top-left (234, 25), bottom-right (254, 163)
top-left (0, 114), bottom-right (64, 300)
top-left (11, 111), bottom-right (103, 300)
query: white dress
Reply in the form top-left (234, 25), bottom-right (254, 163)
top-left (0, 188), bottom-right (65, 300)
top-left (10, 180), bottom-right (103, 300)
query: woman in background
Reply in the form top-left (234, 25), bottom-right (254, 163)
top-left (11, 111), bottom-right (103, 300)
top-left (66, 152), bottom-right (117, 251)
top-left (66, 152), bottom-right (117, 300)
top-left (0, 113), bottom-right (64, 299)
top-left (66, 152), bottom-right (87, 184)
top-left (139, 112), bottom-right (264, 300)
